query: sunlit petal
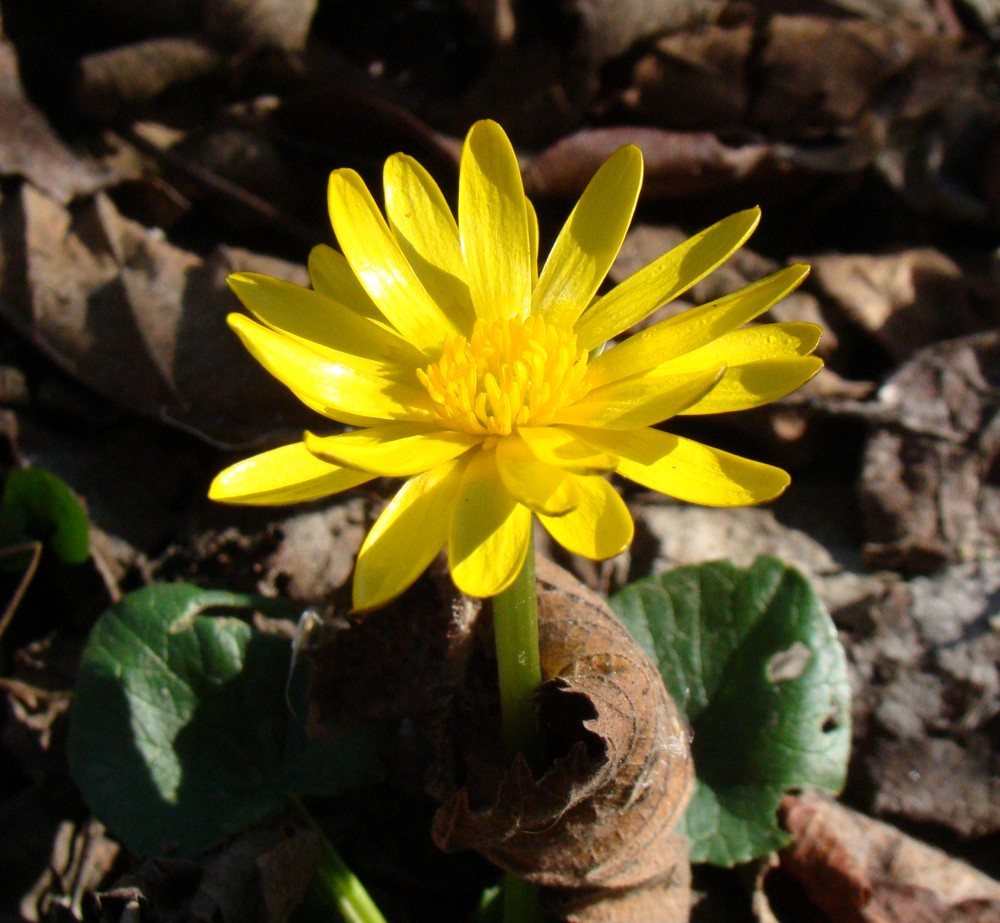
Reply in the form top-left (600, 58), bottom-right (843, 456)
top-left (526, 196), bottom-right (539, 287)
top-left (305, 423), bottom-right (479, 476)
top-left (586, 264), bottom-right (810, 387)
top-left (353, 458), bottom-right (468, 612)
top-left (553, 365), bottom-right (724, 429)
top-left (209, 442), bottom-right (373, 505)
top-left (448, 448), bottom-right (531, 596)
top-left (571, 426), bottom-right (790, 506)
top-left (496, 435), bottom-right (581, 515)
top-left (537, 475), bottom-right (633, 558)
top-left (229, 272), bottom-right (424, 369)
top-left (307, 244), bottom-right (382, 320)
top-left (682, 357), bottom-right (823, 414)
top-left (328, 168), bottom-right (458, 350)
top-left (661, 320), bottom-right (821, 367)
top-left (384, 153), bottom-right (475, 333)
top-left (517, 426), bottom-right (617, 473)
top-left (574, 207), bottom-right (761, 351)
top-left (229, 313), bottom-right (433, 427)
top-left (459, 120), bottom-right (531, 321)
top-left (534, 144), bottom-right (643, 327)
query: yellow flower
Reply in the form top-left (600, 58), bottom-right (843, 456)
top-left (209, 120), bottom-right (821, 611)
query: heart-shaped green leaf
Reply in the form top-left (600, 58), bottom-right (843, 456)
top-left (610, 556), bottom-right (850, 866)
top-left (0, 468), bottom-right (89, 563)
top-left (68, 584), bottom-right (386, 857)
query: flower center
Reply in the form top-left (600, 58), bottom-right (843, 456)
top-left (417, 315), bottom-right (589, 436)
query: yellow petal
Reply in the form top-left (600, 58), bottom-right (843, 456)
top-left (383, 153), bottom-right (475, 333)
top-left (664, 320), bottom-right (822, 368)
top-left (307, 244), bottom-right (382, 320)
top-left (586, 264), bottom-right (810, 387)
top-left (459, 120), bottom-right (531, 322)
top-left (305, 423), bottom-right (479, 476)
top-left (534, 144), bottom-right (643, 328)
top-left (496, 435), bottom-right (581, 515)
top-left (553, 365), bottom-right (725, 429)
top-left (353, 458), bottom-right (468, 612)
top-left (681, 357), bottom-right (823, 414)
top-left (537, 475), bottom-right (633, 558)
top-left (526, 196), bottom-right (539, 287)
top-left (632, 321), bottom-right (824, 413)
top-left (574, 207), bottom-right (761, 352)
top-left (229, 313), bottom-right (433, 427)
top-left (517, 425), bottom-right (617, 473)
top-left (328, 168), bottom-right (458, 351)
top-left (573, 426), bottom-right (790, 506)
top-left (448, 448), bottom-right (531, 596)
top-left (228, 272), bottom-right (424, 369)
top-left (209, 442), bottom-right (373, 505)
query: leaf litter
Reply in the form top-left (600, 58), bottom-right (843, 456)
top-left (1, 0), bottom-right (1000, 920)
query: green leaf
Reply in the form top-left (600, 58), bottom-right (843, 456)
top-left (610, 556), bottom-right (851, 866)
top-left (0, 468), bottom-right (89, 563)
top-left (68, 584), bottom-right (387, 858)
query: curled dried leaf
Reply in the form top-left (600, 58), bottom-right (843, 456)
top-left (307, 560), bottom-right (693, 922)
top-left (433, 559), bottom-right (693, 922)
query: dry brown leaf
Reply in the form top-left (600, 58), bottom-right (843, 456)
top-left (567, 0), bottom-right (725, 67)
top-left (809, 249), bottom-right (975, 361)
top-left (838, 560), bottom-right (1000, 842)
top-left (859, 330), bottom-right (1000, 570)
top-left (75, 37), bottom-right (223, 122)
top-left (18, 818), bottom-right (120, 923)
top-left (0, 35), bottom-right (109, 203)
top-left (89, 820), bottom-right (319, 923)
top-left (433, 559), bottom-right (693, 923)
top-left (751, 16), bottom-right (965, 138)
top-left (458, 0), bottom-right (516, 45)
top-left (620, 25), bottom-right (753, 129)
top-left (819, 0), bottom-right (963, 33)
top-left (259, 498), bottom-right (368, 603)
top-left (779, 790), bottom-right (1000, 923)
top-left (0, 182), bottom-right (313, 444)
top-left (204, 0), bottom-right (318, 52)
top-left (523, 126), bottom-right (793, 201)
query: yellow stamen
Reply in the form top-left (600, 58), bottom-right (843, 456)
top-left (417, 315), bottom-right (588, 436)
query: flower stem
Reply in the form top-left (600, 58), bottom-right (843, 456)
top-left (502, 872), bottom-right (542, 923)
top-left (290, 798), bottom-right (388, 923)
top-left (491, 531), bottom-right (542, 766)
top-left (491, 533), bottom-right (545, 923)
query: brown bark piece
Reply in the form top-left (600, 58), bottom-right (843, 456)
top-left (433, 559), bottom-right (694, 922)
top-left (779, 790), bottom-right (1000, 923)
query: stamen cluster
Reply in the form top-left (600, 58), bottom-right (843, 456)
top-left (417, 315), bottom-right (588, 436)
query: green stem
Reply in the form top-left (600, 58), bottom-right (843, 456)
top-left (290, 799), bottom-right (388, 923)
top-left (502, 872), bottom-right (542, 923)
top-left (491, 533), bottom-right (545, 923)
top-left (491, 531), bottom-right (542, 766)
